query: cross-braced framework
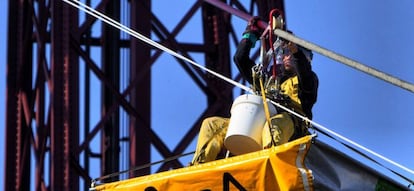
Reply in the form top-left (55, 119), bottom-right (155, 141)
top-left (4, 0), bottom-right (284, 190)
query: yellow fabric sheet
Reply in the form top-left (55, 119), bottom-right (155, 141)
top-left (92, 135), bottom-right (314, 191)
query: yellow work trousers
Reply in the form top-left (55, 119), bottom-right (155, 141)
top-left (191, 112), bottom-right (294, 165)
top-left (261, 112), bottom-right (294, 148)
top-left (191, 117), bottom-right (229, 165)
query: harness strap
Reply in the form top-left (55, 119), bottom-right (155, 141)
top-left (259, 77), bottom-right (277, 146)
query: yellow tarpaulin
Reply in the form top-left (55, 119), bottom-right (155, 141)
top-left (92, 135), bottom-right (314, 191)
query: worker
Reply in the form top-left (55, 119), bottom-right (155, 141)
top-left (190, 16), bottom-right (318, 165)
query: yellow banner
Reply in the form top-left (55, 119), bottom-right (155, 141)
top-left (92, 135), bottom-right (314, 191)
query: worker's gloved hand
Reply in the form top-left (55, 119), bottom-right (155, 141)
top-left (243, 16), bottom-right (263, 38)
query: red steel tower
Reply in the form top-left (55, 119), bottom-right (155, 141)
top-left (4, 0), bottom-right (285, 190)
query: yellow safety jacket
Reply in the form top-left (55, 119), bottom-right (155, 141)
top-left (279, 75), bottom-right (305, 116)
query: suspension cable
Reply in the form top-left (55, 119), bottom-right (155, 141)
top-left (204, 0), bottom-right (414, 93)
top-left (273, 29), bottom-right (414, 93)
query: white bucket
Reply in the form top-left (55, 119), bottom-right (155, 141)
top-left (224, 94), bottom-right (277, 155)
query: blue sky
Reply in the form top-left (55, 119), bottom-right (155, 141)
top-left (1, 0), bottom-right (414, 189)
top-left (281, 0), bottom-right (414, 185)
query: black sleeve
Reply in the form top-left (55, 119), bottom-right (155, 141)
top-left (293, 47), bottom-right (319, 119)
top-left (233, 39), bottom-right (256, 84)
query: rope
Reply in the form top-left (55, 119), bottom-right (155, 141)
top-left (269, 9), bottom-right (277, 77)
top-left (91, 151), bottom-right (195, 185)
top-left (62, 0), bottom-right (252, 94)
top-left (267, 98), bottom-right (414, 177)
top-left (316, 127), bottom-right (414, 185)
top-left (259, 77), bottom-right (276, 146)
top-left (62, 0), bottom-right (414, 184)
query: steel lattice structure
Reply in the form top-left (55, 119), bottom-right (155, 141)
top-left (4, 0), bottom-right (284, 190)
